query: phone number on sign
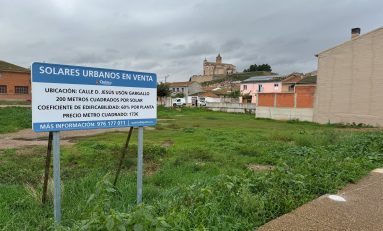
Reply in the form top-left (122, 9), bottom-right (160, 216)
top-left (97, 120), bottom-right (127, 127)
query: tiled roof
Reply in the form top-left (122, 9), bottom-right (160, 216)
top-left (281, 73), bottom-right (304, 83)
top-left (190, 91), bottom-right (220, 98)
top-left (242, 75), bottom-right (284, 83)
top-left (0, 60), bottom-right (30, 73)
top-left (297, 76), bottom-right (317, 84)
top-left (167, 81), bottom-right (194, 87)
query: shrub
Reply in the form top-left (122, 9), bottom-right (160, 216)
top-left (144, 144), bottom-right (167, 161)
top-left (58, 175), bottom-right (170, 230)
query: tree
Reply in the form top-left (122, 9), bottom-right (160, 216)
top-left (174, 92), bottom-right (185, 98)
top-left (226, 90), bottom-right (240, 98)
top-left (240, 93), bottom-right (252, 103)
top-left (157, 82), bottom-right (171, 105)
top-left (244, 64), bottom-right (272, 72)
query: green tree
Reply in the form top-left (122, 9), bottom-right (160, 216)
top-left (157, 82), bottom-right (171, 105)
top-left (174, 92), bottom-right (185, 98)
top-left (226, 90), bottom-right (240, 98)
top-left (257, 64), bottom-right (272, 72)
top-left (244, 64), bottom-right (272, 72)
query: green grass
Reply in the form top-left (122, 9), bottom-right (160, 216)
top-left (0, 107), bottom-right (31, 133)
top-left (0, 100), bottom-right (31, 105)
top-left (0, 107), bottom-right (383, 230)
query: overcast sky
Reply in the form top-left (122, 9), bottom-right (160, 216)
top-left (1, 0), bottom-right (382, 82)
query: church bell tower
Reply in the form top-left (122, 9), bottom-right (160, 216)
top-left (216, 53), bottom-right (222, 64)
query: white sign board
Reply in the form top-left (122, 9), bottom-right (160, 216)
top-left (31, 62), bottom-right (157, 132)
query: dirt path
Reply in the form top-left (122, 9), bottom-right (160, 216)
top-left (0, 127), bottom-right (133, 149)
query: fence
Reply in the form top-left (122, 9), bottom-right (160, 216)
top-left (257, 86), bottom-right (315, 108)
top-left (256, 107), bottom-right (314, 121)
top-left (206, 102), bottom-right (256, 114)
top-left (255, 86), bottom-right (316, 121)
top-left (158, 97), bottom-right (240, 108)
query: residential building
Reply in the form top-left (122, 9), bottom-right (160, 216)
top-left (188, 91), bottom-right (222, 105)
top-left (167, 81), bottom-right (203, 98)
top-left (190, 54), bottom-right (236, 82)
top-left (281, 73), bottom-right (304, 92)
top-left (314, 27), bottom-right (383, 126)
top-left (240, 73), bottom-right (305, 104)
top-left (240, 75), bottom-right (283, 103)
top-left (0, 60), bottom-right (31, 101)
top-left (256, 75), bottom-right (317, 121)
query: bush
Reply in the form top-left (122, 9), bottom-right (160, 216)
top-left (144, 144), bottom-right (167, 161)
top-left (58, 175), bottom-right (170, 230)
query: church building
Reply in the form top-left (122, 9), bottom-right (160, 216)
top-left (203, 54), bottom-right (236, 76)
top-left (190, 54), bottom-right (236, 82)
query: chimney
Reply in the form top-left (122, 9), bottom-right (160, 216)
top-left (351, 28), bottom-right (361, 39)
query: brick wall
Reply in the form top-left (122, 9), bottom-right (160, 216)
top-left (276, 93), bottom-right (294, 107)
top-left (0, 71), bottom-right (31, 101)
top-left (295, 85), bottom-right (315, 108)
top-left (257, 86), bottom-right (315, 108)
top-left (258, 93), bottom-right (274, 106)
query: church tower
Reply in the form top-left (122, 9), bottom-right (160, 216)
top-left (216, 53), bottom-right (222, 64)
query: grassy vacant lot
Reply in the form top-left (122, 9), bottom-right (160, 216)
top-left (0, 107), bottom-right (383, 230)
top-left (0, 107), bottom-right (31, 133)
top-left (0, 100), bottom-right (31, 106)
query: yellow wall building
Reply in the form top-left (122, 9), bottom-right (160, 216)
top-left (314, 27), bottom-right (383, 126)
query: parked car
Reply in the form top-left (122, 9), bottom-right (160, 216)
top-left (198, 98), bottom-right (207, 107)
top-left (172, 98), bottom-right (186, 107)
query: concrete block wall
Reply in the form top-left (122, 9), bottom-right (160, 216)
top-left (314, 28), bottom-right (383, 126)
top-left (206, 102), bottom-right (256, 114)
top-left (256, 106), bottom-right (314, 121)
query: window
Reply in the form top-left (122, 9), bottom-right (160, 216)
top-left (258, 84), bottom-right (263, 92)
top-left (172, 88), bottom-right (175, 91)
top-left (176, 88), bottom-right (179, 92)
top-left (274, 83), bottom-right (279, 90)
top-left (288, 84), bottom-right (295, 92)
top-left (243, 85), bottom-right (247, 90)
top-left (181, 88), bottom-right (184, 92)
top-left (0, 85), bottom-right (6, 94)
top-left (15, 86), bottom-right (28, 94)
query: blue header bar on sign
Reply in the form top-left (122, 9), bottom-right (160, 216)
top-left (31, 62), bottom-right (157, 88)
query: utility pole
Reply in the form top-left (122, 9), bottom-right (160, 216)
top-left (164, 75), bottom-right (169, 83)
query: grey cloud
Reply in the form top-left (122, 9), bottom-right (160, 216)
top-left (220, 39), bottom-right (244, 52)
top-left (1, 0), bottom-right (383, 80)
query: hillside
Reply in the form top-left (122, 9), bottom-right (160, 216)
top-left (201, 71), bottom-right (276, 86)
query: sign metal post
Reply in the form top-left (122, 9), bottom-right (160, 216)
top-left (137, 126), bottom-right (144, 204)
top-left (31, 62), bottom-right (157, 222)
top-left (52, 131), bottom-right (61, 223)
